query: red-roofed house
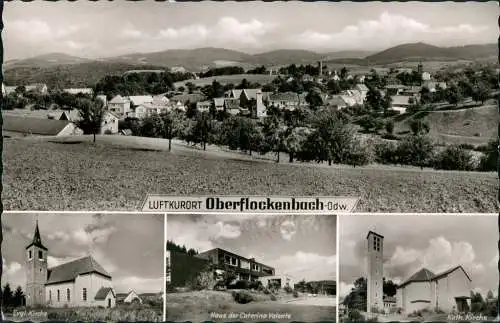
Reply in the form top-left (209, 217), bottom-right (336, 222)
top-left (25, 220), bottom-right (116, 308)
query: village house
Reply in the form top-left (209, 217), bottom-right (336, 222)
top-left (26, 83), bottom-right (49, 94)
top-left (3, 115), bottom-right (83, 137)
top-left (327, 96), bottom-right (348, 110)
top-left (390, 95), bottom-right (415, 114)
top-left (354, 84), bottom-right (369, 102)
top-left (108, 95), bottom-right (132, 118)
top-left (63, 88), bottom-right (94, 96)
top-left (169, 93), bottom-right (207, 109)
top-left (366, 231), bottom-right (472, 315)
top-left (100, 111), bottom-right (120, 134)
top-left (226, 89), bottom-right (267, 118)
top-left (25, 221), bottom-right (116, 308)
top-left (116, 291), bottom-right (142, 304)
top-left (267, 92), bottom-right (308, 111)
top-left (422, 81), bottom-right (447, 93)
top-left (196, 100), bottom-right (212, 113)
top-left (259, 274), bottom-right (296, 290)
top-left (421, 72), bottom-right (431, 81)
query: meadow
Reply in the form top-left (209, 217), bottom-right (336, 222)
top-left (3, 135), bottom-right (496, 212)
top-left (173, 73), bottom-right (279, 87)
top-left (165, 290), bottom-right (335, 322)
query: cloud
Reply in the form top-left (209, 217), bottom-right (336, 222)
top-left (257, 219), bottom-right (267, 228)
top-left (387, 236), bottom-right (485, 280)
top-left (292, 12), bottom-right (489, 50)
top-left (270, 251), bottom-right (336, 281)
top-left (156, 17), bottom-right (276, 46)
top-left (214, 221), bottom-right (241, 239)
top-left (280, 220), bottom-right (297, 241)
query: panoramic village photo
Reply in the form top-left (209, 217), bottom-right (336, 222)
top-left (165, 213), bottom-right (336, 322)
top-left (1, 212), bottom-right (164, 322)
top-left (2, 1), bottom-right (498, 212)
top-left (338, 214), bottom-right (498, 323)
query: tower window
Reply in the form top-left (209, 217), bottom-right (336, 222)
top-left (57, 290), bottom-right (60, 302)
top-left (38, 251), bottom-right (43, 259)
top-left (67, 289), bottom-right (70, 302)
top-left (83, 288), bottom-right (87, 301)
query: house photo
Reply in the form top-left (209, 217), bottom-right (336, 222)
top-left (166, 213), bottom-right (337, 322)
top-left (2, 212), bottom-right (165, 322)
top-left (339, 214), bottom-right (498, 322)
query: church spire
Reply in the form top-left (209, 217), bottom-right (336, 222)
top-left (26, 216), bottom-right (47, 251)
top-left (32, 218), bottom-right (42, 246)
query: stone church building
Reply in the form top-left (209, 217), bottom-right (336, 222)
top-left (366, 231), bottom-right (472, 315)
top-left (25, 220), bottom-right (117, 308)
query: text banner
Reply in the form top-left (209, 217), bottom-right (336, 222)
top-left (141, 195), bottom-right (359, 213)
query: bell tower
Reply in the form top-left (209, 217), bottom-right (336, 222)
top-left (366, 231), bottom-right (384, 313)
top-left (25, 218), bottom-right (48, 307)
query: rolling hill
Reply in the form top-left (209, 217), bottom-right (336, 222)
top-left (4, 42), bottom-right (496, 87)
top-left (365, 42), bottom-right (496, 64)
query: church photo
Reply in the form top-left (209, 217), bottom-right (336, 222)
top-left (2, 212), bottom-right (165, 322)
top-left (338, 214), bottom-right (498, 322)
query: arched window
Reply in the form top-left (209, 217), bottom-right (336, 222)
top-left (57, 290), bottom-right (60, 302)
top-left (67, 289), bottom-right (70, 302)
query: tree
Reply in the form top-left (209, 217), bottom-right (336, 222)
top-left (305, 90), bottom-right (323, 109)
top-left (161, 110), bottom-right (187, 152)
top-left (2, 284), bottom-right (12, 308)
top-left (385, 119), bottom-right (395, 134)
top-left (409, 118), bottom-right (430, 136)
top-left (13, 286), bottom-right (24, 307)
top-left (299, 112), bottom-right (356, 166)
top-left (340, 67), bottom-right (349, 79)
top-left (397, 135), bottom-right (434, 169)
top-left (260, 115), bottom-right (286, 163)
top-left (76, 98), bottom-right (106, 143)
top-left (192, 112), bottom-right (213, 150)
top-left (140, 114), bottom-right (164, 138)
top-left (445, 85), bottom-right (463, 106)
top-left (433, 145), bottom-right (475, 171)
top-left (487, 290), bottom-right (494, 300)
top-left (471, 82), bottom-right (490, 105)
top-left (284, 127), bottom-right (311, 163)
top-left (383, 278), bottom-right (397, 297)
top-left (365, 88), bottom-right (383, 111)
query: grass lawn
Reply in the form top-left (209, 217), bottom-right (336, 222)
top-left (3, 136), bottom-right (497, 212)
top-left (165, 290), bottom-right (335, 322)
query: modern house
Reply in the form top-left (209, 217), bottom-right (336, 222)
top-left (267, 92), bottom-right (308, 111)
top-left (25, 221), bottom-right (116, 308)
top-left (166, 248), bottom-right (275, 288)
top-left (196, 248), bottom-right (275, 281)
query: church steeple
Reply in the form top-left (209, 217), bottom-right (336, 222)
top-left (26, 218), bottom-right (47, 251)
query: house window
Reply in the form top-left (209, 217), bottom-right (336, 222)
top-left (28, 250), bottom-right (32, 259)
top-left (57, 290), bottom-right (60, 302)
top-left (38, 250), bottom-right (43, 259)
top-left (83, 288), bottom-right (87, 301)
top-left (67, 289), bottom-right (70, 302)
top-left (49, 291), bottom-right (52, 302)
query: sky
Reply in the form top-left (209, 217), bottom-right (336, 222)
top-left (3, 212), bottom-right (164, 294)
top-left (339, 214), bottom-right (498, 299)
top-left (3, 1), bottom-right (497, 60)
top-left (167, 213), bottom-right (337, 282)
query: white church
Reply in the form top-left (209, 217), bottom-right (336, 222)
top-left (25, 220), bottom-right (117, 308)
top-left (366, 231), bottom-right (472, 315)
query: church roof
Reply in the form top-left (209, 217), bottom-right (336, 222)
top-left (399, 268), bottom-right (435, 288)
top-left (25, 220), bottom-right (48, 251)
top-left (366, 231), bottom-right (384, 239)
top-left (94, 287), bottom-right (115, 300)
top-left (46, 255), bottom-right (111, 285)
top-left (398, 266), bottom-right (471, 289)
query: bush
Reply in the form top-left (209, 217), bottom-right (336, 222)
top-left (293, 291), bottom-right (299, 298)
top-left (374, 141), bottom-right (399, 164)
top-left (284, 285), bottom-right (293, 294)
top-left (433, 145), bottom-right (475, 171)
top-left (46, 306), bottom-right (162, 322)
top-left (270, 294), bottom-right (277, 301)
top-left (232, 291), bottom-right (253, 304)
top-left (347, 310), bottom-right (364, 322)
top-left (230, 280), bottom-right (250, 290)
top-left (397, 135), bottom-right (435, 169)
top-left (458, 143), bottom-right (475, 150)
top-left (381, 133), bottom-right (399, 140)
top-left (263, 288), bottom-right (271, 295)
top-left (104, 129), bottom-right (113, 135)
top-left (477, 140), bottom-right (498, 172)
top-left (347, 140), bottom-right (374, 167)
top-left (248, 280), bottom-right (263, 290)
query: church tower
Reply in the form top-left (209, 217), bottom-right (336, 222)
top-left (25, 219), bottom-right (48, 307)
top-left (366, 231), bottom-right (384, 313)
